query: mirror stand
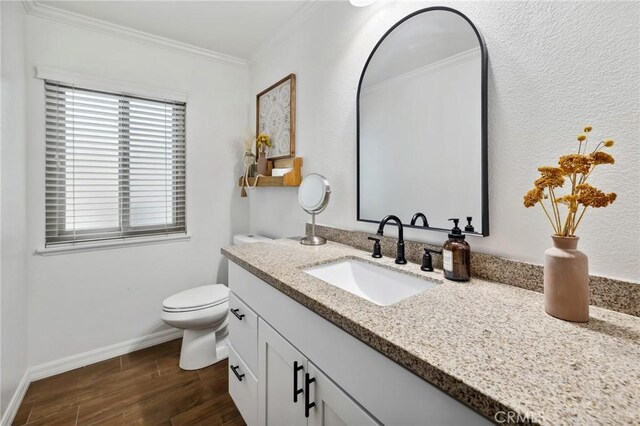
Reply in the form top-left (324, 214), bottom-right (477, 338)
top-left (299, 173), bottom-right (331, 246)
top-left (301, 213), bottom-right (326, 246)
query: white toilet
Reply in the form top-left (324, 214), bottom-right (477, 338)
top-left (161, 234), bottom-right (271, 370)
top-left (161, 285), bottom-right (229, 370)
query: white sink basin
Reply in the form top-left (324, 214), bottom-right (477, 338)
top-left (304, 259), bottom-right (436, 306)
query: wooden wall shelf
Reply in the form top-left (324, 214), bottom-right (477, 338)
top-left (239, 157), bottom-right (303, 189)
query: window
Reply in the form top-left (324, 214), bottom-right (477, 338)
top-left (45, 80), bottom-right (186, 246)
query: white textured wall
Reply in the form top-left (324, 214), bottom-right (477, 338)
top-left (1, 1), bottom-right (29, 416)
top-left (248, 1), bottom-right (640, 282)
top-left (25, 16), bottom-right (250, 366)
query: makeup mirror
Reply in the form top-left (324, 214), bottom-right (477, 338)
top-left (299, 174), bottom-right (331, 245)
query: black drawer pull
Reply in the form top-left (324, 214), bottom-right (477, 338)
top-left (230, 364), bottom-right (245, 381)
top-left (293, 361), bottom-right (304, 402)
top-left (230, 308), bottom-right (245, 320)
top-left (304, 373), bottom-right (316, 418)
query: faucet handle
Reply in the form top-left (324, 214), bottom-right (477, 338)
top-left (421, 248), bottom-right (442, 272)
top-left (367, 236), bottom-right (382, 258)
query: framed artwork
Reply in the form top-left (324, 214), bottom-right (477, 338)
top-left (256, 74), bottom-right (296, 160)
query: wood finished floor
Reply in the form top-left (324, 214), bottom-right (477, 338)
top-left (13, 339), bottom-right (245, 426)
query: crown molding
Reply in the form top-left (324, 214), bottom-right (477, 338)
top-left (22, 0), bottom-right (248, 67)
top-left (247, 0), bottom-right (325, 66)
top-left (361, 47), bottom-right (481, 96)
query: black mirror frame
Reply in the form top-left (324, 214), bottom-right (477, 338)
top-left (356, 6), bottom-right (489, 237)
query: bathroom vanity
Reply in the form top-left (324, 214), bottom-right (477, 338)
top-left (222, 239), bottom-right (640, 425)
top-left (226, 258), bottom-right (485, 425)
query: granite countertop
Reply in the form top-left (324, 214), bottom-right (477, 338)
top-left (222, 239), bottom-right (640, 425)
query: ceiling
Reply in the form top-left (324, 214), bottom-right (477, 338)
top-left (38, 1), bottom-right (314, 61)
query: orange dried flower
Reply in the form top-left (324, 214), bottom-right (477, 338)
top-left (589, 151), bottom-right (615, 165)
top-left (534, 172), bottom-right (564, 189)
top-left (524, 125), bottom-right (617, 236)
top-left (555, 194), bottom-right (579, 212)
top-left (523, 187), bottom-right (545, 208)
top-left (576, 183), bottom-right (616, 208)
top-left (558, 154), bottom-right (591, 175)
top-left (538, 166), bottom-right (562, 174)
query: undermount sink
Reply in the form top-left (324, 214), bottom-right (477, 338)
top-left (303, 259), bottom-right (436, 306)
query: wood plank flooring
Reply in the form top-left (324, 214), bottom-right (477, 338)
top-left (13, 339), bottom-right (245, 426)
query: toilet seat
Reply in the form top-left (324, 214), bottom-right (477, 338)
top-left (162, 299), bottom-right (227, 313)
top-left (162, 284), bottom-right (229, 313)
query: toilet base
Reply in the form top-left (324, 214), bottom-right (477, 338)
top-left (179, 327), bottom-right (228, 370)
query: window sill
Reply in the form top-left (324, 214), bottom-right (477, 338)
top-left (35, 234), bottom-right (191, 256)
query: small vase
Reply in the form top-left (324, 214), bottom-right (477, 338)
top-left (257, 149), bottom-right (268, 175)
top-left (248, 163), bottom-right (257, 178)
top-left (544, 235), bottom-right (589, 322)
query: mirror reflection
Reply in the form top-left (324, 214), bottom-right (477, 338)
top-left (357, 8), bottom-right (488, 235)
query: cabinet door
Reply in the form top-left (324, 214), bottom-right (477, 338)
top-left (258, 319), bottom-right (307, 426)
top-left (307, 362), bottom-right (380, 426)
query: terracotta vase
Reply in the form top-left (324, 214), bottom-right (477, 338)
top-left (257, 148), bottom-right (268, 176)
top-left (544, 235), bottom-right (589, 322)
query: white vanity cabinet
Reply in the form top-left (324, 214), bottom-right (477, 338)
top-left (258, 318), bottom-right (306, 426)
top-left (228, 292), bottom-right (259, 425)
top-left (306, 360), bottom-right (379, 426)
top-left (258, 318), bottom-right (379, 426)
top-left (228, 344), bottom-right (258, 426)
top-left (227, 261), bottom-right (490, 426)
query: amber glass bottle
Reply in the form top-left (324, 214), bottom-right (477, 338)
top-left (442, 219), bottom-right (471, 281)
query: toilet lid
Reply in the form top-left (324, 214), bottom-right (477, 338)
top-left (162, 284), bottom-right (229, 312)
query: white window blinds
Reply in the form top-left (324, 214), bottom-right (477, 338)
top-left (45, 80), bottom-right (186, 246)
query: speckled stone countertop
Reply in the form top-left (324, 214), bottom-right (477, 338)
top-left (222, 239), bottom-right (640, 425)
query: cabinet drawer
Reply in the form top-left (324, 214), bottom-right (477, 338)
top-left (229, 291), bottom-right (258, 374)
top-left (229, 344), bottom-right (258, 426)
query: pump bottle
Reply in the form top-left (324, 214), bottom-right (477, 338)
top-left (442, 218), bottom-right (471, 281)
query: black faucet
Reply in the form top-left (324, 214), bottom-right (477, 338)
top-left (410, 212), bottom-right (429, 227)
top-left (376, 215), bottom-right (407, 264)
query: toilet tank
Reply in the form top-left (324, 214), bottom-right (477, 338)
top-left (233, 234), bottom-right (272, 245)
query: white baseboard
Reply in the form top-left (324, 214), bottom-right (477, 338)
top-left (30, 328), bottom-right (183, 381)
top-left (1, 328), bottom-right (182, 425)
top-left (1, 370), bottom-right (30, 426)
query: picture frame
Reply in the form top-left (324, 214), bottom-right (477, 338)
top-left (256, 74), bottom-right (296, 160)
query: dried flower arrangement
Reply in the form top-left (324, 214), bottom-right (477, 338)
top-left (256, 133), bottom-right (271, 153)
top-left (523, 126), bottom-right (617, 237)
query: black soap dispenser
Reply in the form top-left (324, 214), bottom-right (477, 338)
top-left (442, 218), bottom-right (471, 281)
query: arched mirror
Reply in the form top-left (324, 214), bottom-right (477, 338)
top-left (357, 7), bottom-right (488, 236)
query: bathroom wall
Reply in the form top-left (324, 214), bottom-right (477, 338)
top-left (1, 1), bottom-right (29, 416)
top-left (24, 15), bottom-right (250, 366)
top-left (248, 1), bottom-right (640, 282)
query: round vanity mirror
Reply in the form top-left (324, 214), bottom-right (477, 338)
top-left (298, 173), bottom-right (331, 245)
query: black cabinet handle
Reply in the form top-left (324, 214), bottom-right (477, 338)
top-left (230, 364), bottom-right (245, 381)
top-left (293, 361), bottom-right (304, 402)
top-left (230, 308), bottom-right (245, 320)
top-left (304, 373), bottom-right (316, 418)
